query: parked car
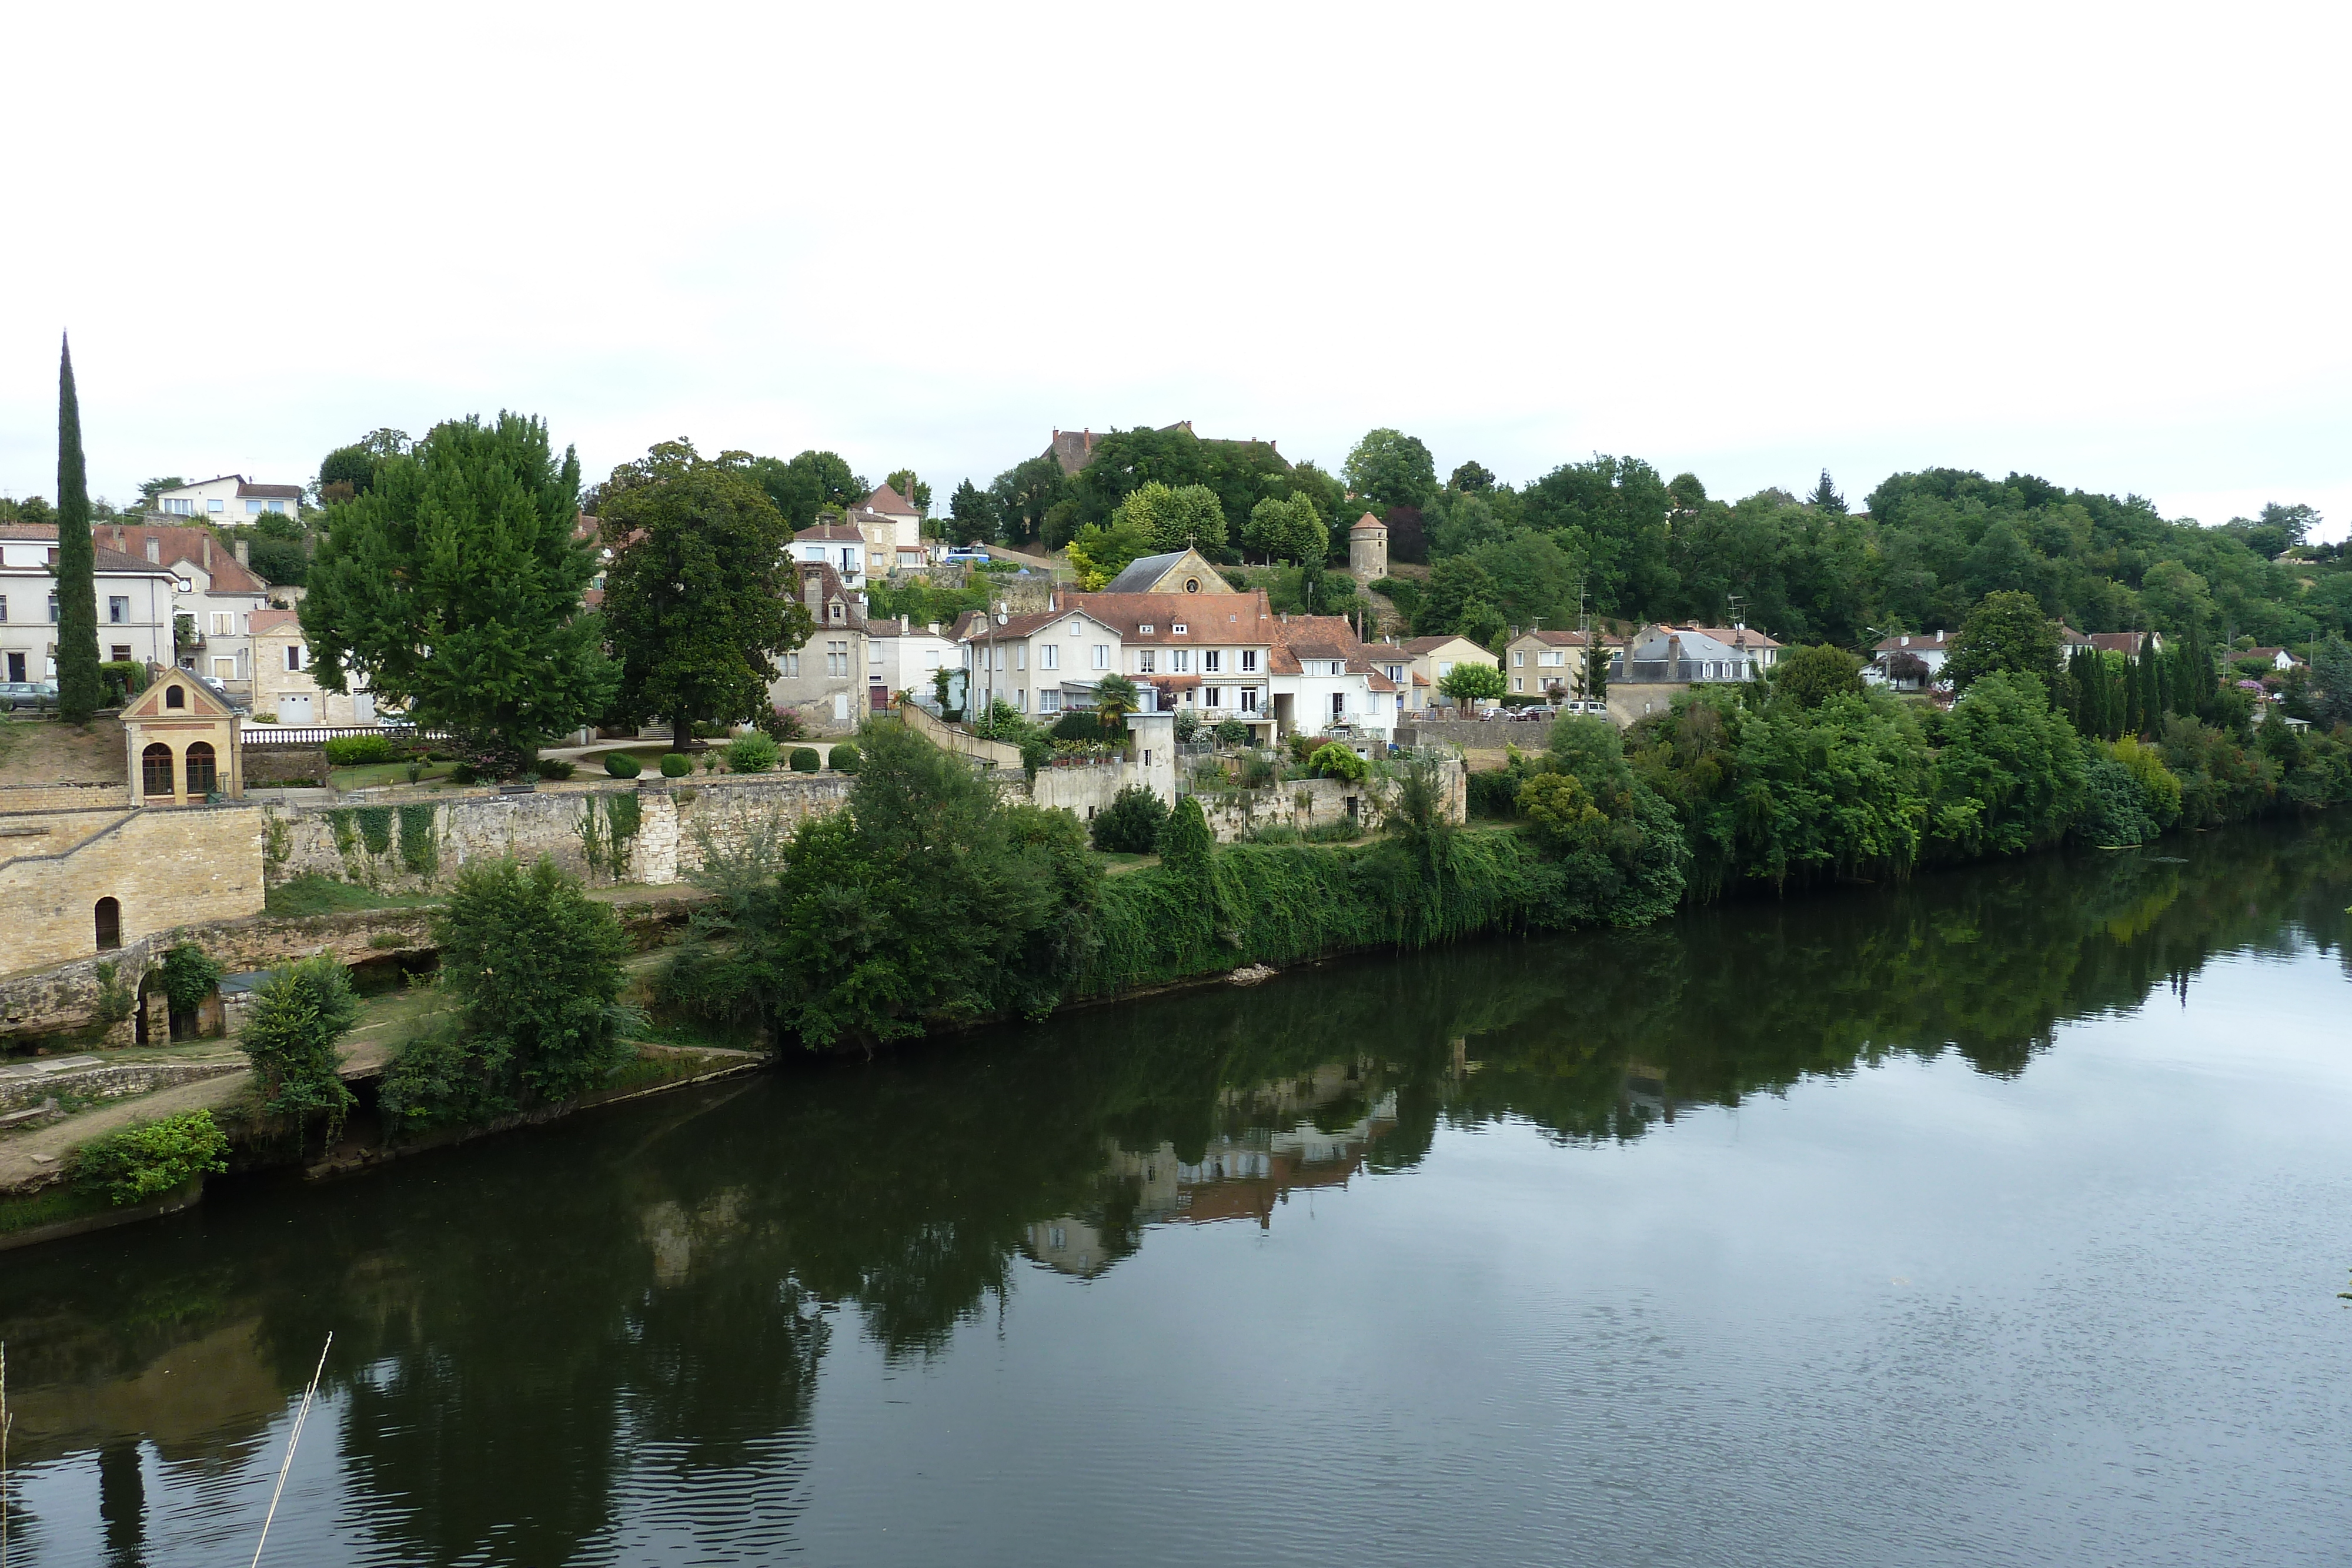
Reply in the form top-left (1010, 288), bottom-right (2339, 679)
top-left (0, 680), bottom-right (58, 711)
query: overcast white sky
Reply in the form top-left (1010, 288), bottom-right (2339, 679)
top-left (4, 1), bottom-right (2346, 537)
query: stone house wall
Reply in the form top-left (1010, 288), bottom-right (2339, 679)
top-left (0, 803), bottom-right (266, 974)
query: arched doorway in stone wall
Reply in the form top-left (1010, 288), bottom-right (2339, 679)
top-left (95, 897), bottom-right (122, 951)
top-left (142, 743), bottom-right (175, 801)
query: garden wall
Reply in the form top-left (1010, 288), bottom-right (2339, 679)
top-left (1187, 764), bottom-right (1466, 844)
top-left (1396, 717), bottom-right (1560, 750)
top-left (0, 803), bottom-right (266, 974)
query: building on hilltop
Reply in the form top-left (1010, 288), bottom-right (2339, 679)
top-left (1396, 635), bottom-right (1499, 710)
top-left (148, 475), bottom-right (303, 520)
top-left (1048, 422), bottom-right (1280, 476)
top-left (791, 522), bottom-right (869, 589)
top-left (1608, 623), bottom-right (1784, 723)
top-left (1347, 512), bottom-right (1387, 586)
top-left (844, 484), bottom-right (927, 576)
top-left (1866, 629), bottom-right (1954, 690)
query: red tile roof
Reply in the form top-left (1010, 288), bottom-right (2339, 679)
top-left (99, 523), bottom-right (271, 593)
top-left (863, 483), bottom-right (919, 517)
top-left (250, 609), bottom-right (302, 635)
top-left (1269, 614), bottom-right (1398, 690)
top-left (1065, 591), bottom-right (1276, 646)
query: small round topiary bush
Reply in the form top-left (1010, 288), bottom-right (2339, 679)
top-left (604, 751), bottom-right (642, 778)
top-left (535, 757), bottom-right (576, 781)
top-left (789, 747), bottom-right (821, 773)
top-left (660, 753), bottom-right (693, 779)
top-left (724, 731), bottom-right (781, 774)
top-left (827, 742), bottom-right (861, 774)
top-left (325, 733), bottom-right (402, 765)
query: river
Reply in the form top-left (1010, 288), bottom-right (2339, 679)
top-left (5, 820), bottom-right (2350, 1566)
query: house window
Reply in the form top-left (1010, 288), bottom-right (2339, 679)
top-left (207, 499), bottom-right (224, 513)
top-left (1067, 618), bottom-right (1083, 635)
top-left (826, 640), bottom-right (849, 677)
top-left (286, 644), bottom-right (304, 671)
top-left (1241, 649), bottom-right (1258, 673)
top-left (1172, 623), bottom-right (1187, 634)
top-left (1387, 665), bottom-right (1404, 683)
top-left (163, 498), bottom-right (193, 516)
top-left (1014, 646), bottom-right (1027, 672)
top-left (1014, 688), bottom-right (1026, 711)
top-left (48, 593), bottom-right (59, 622)
top-left (1136, 650), bottom-right (1155, 673)
top-left (1138, 623), bottom-right (1154, 634)
top-left (185, 741), bottom-right (216, 795)
top-left (1539, 650), bottom-right (1562, 666)
top-left (108, 596), bottom-right (129, 624)
top-left (1513, 677), bottom-right (1524, 691)
top-left (1513, 651), bottom-right (1525, 666)
top-left (175, 577), bottom-right (192, 594)
top-left (1183, 577), bottom-right (1201, 593)
top-left (1040, 690), bottom-right (1062, 713)
top-left (142, 744), bottom-right (175, 797)
top-left (1092, 644), bottom-right (1109, 670)
top-left (1203, 650), bottom-right (1221, 673)
top-left (247, 499), bottom-right (265, 514)
top-left (211, 612), bottom-right (235, 636)
top-left (163, 685), bottom-right (185, 710)
top-left (1329, 693), bottom-right (1345, 718)
top-left (111, 644), bottom-right (131, 663)
top-left (1170, 650), bottom-right (1190, 673)
top-left (1041, 644), bottom-right (1058, 671)
top-left (1204, 686), bottom-right (1222, 707)
top-left (0, 594), bottom-right (6, 621)
top-left (781, 651), bottom-right (800, 677)
top-left (1438, 661), bottom-right (1455, 677)
top-left (95, 897), bottom-right (121, 950)
top-left (1241, 687), bottom-right (1258, 712)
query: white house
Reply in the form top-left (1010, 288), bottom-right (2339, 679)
top-left (1866, 630), bottom-right (1954, 689)
top-left (866, 616), bottom-right (960, 708)
top-left (0, 525), bottom-right (178, 681)
top-left (791, 523), bottom-right (868, 589)
top-left (149, 474), bottom-right (304, 521)
top-left (1074, 591), bottom-right (1278, 728)
top-left (1269, 614), bottom-right (1400, 745)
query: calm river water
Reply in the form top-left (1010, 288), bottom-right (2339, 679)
top-left (5, 821), bottom-right (2351, 1566)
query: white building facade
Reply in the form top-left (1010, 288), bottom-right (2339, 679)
top-left (0, 527), bottom-right (177, 681)
top-left (149, 475), bottom-right (305, 521)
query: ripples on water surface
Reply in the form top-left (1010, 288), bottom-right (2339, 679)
top-left (6, 821), bottom-right (2350, 1566)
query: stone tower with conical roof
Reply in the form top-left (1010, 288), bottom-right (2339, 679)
top-left (1347, 511), bottom-right (1387, 586)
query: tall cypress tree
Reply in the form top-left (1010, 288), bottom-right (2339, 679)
top-left (54, 334), bottom-right (101, 722)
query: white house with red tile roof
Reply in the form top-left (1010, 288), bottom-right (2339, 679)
top-left (953, 601), bottom-right (1130, 718)
top-left (94, 522), bottom-right (272, 693)
top-left (1071, 591), bottom-right (1277, 727)
top-left (847, 484), bottom-right (926, 576)
top-left (1269, 614), bottom-right (1399, 744)
top-left (792, 521), bottom-right (870, 588)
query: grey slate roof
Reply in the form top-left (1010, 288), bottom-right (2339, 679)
top-left (1101, 550), bottom-right (1187, 594)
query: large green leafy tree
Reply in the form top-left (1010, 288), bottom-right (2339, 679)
top-left (1942, 590), bottom-right (2061, 694)
top-left (2309, 637), bottom-right (2352, 730)
top-left (746, 450), bottom-right (867, 528)
top-left (1117, 481), bottom-right (1227, 553)
top-left (987, 452), bottom-right (1067, 544)
top-left (1243, 493), bottom-right (1326, 564)
top-left (54, 336), bottom-right (101, 722)
top-left (1520, 456), bottom-right (1676, 618)
top-left (1929, 670), bottom-right (2084, 857)
top-left (883, 468), bottom-right (932, 516)
top-left (595, 442), bottom-right (813, 749)
top-left (1344, 429), bottom-right (1438, 510)
top-left (1063, 426), bottom-right (1292, 540)
top-left (947, 479), bottom-right (1000, 546)
top-left (303, 413), bottom-right (614, 775)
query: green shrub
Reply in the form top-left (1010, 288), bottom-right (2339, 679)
top-left (1155, 795), bottom-right (1215, 878)
top-left (1309, 742), bottom-right (1370, 782)
top-left (759, 706), bottom-right (810, 742)
top-left (1240, 750), bottom-right (1279, 788)
top-left (1091, 785), bottom-right (1170, 853)
top-left (1050, 710), bottom-right (1105, 743)
top-left (789, 747), bottom-right (821, 773)
top-left (73, 1111), bottom-right (229, 1206)
top-left (99, 660), bottom-right (150, 700)
top-left (1466, 768), bottom-right (1523, 818)
top-left (660, 753), bottom-right (693, 778)
top-left (382, 857), bottom-right (634, 1128)
top-left (532, 757), bottom-right (573, 781)
top-left (1174, 708), bottom-right (1202, 743)
top-left (828, 742), bottom-right (862, 774)
top-left (1214, 718), bottom-right (1251, 746)
top-left (604, 751), bottom-right (642, 778)
top-left (325, 734), bottom-right (401, 765)
top-left (692, 720), bottom-right (734, 739)
top-left (449, 761), bottom-right (481, 784)
top-left (726, 731), bottom-right (780, 773)
top-left (239, 955), bottom-right (359, 1145)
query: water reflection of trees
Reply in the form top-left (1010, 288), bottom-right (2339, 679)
top-left (0, 820), bottom-right (2341, 1564)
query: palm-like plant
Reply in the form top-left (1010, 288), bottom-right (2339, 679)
top-left (1092, 673), bottom-right (1140, 733)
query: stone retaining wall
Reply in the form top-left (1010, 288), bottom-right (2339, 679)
top-left (0, 1059), bottom-right (242, 1112)
top-left (1397, 717), bottom-right (1561, 751)
top-left (0, 783), bottom-right (131, 813)
top-left (265, 774), bottom-right (854, 896)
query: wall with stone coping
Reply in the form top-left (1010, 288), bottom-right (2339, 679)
top-left (1030, 761), bottom-right (1135, 820)
top-left (0, 783), bottom-right (132, 813)
top-left (1396, 717), bottom-right (1562, 751)
top-left (0, 1059), bottom-right (242, 1112)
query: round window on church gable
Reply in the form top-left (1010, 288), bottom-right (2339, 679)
top-left (1184, 578), bottom-right (1200, 593)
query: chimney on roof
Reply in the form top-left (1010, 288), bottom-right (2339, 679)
top-left (900, 614), bottom-right (909, 634)
top-left (801, 567), bottom-right (823, 617)
top-left (202, 536), bottom-right (212, 570)
top-left (927, 621), bottom-right (938, 636)
top-left (145, 538), bottom-right (161, 563)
